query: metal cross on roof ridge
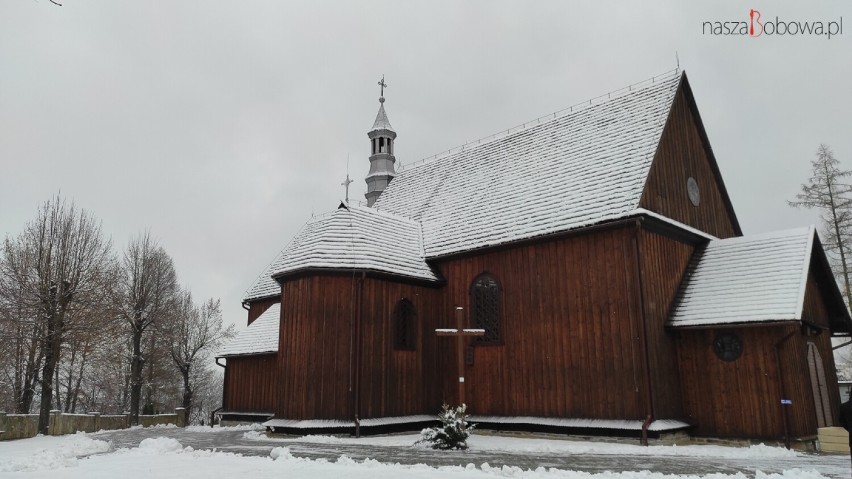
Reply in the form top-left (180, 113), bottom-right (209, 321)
top-left (341, 173), bottom-right (353, 203)
top-left (378, 75), bottom-right (387, 98)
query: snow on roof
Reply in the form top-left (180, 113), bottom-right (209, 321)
top-left (243, 254), bottom-right (288, 302)
top-left (374, 72), bottom-right (681, 258)
top-left (668, 227), bottom-right (815, 328)
top-left (266, 205), bottom-right (439, 282)
top-left (244, 72), bottom-right (680, 301)
top-left (218, 303), bottom-right (280, 357)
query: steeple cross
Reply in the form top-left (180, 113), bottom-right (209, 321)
top-left (341, 173), bottom-right (353, 203)
top-left (378, 75), bottom-right (387, 97)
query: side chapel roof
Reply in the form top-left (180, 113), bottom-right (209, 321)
top-left (668, 226), bottom-right (851, 331)
top-left (218, 303), bottom-right (280, 357)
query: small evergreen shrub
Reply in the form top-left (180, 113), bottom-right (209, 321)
top-left (418, 403), bottom-right (474, 450)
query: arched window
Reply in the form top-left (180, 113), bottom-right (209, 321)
top-left (471, 274), bottom-right (501, 344)
top-left (394, 298), bottom-right (416, 350)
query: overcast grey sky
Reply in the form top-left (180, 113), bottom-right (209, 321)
top-left (1, 1), bottom-right (850, 330)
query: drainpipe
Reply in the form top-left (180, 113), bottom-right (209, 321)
top-left (775, 329), bottom-right (797, 449)
top-left (354, 272), bottom-right (365, 438)
top-left (631, 220), bottom-right (655, 445)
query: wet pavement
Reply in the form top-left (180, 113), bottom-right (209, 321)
top-left (91, 427), bottom-right (851, 478)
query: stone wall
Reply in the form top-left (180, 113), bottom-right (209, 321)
top-left (0, 408), bottom-right (186, 441)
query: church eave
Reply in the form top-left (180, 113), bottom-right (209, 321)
top-left (422, 209), bottom-right (711, 263)
top-left (271, 266), bottom-right (445, 287)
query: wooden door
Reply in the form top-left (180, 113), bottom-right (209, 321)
top-left (807, 342), bottom-right (833, 427)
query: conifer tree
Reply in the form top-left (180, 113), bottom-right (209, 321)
top-left (789, 144), bottom-right (852, 310)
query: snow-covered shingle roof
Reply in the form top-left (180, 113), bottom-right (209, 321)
top-left (244, 72), bottom-right (681, 302)
top-left (374, 72), bottom-right (681, 258)
top-left (668, 227), bottom-right (815, 328)
top-left (218, 303), bottom-right (280, 357)
top-left (263, 205), bottom-right (439, 283)
top-left (244, 257), bottom-right (284, 302)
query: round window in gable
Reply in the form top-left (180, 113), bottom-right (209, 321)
top-left (713, 332), bottom-right (742, 362)
top-left (687, 177), bottom-right (700, 207)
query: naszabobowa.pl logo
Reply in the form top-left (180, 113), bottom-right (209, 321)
top-left (703, 9), bottom-right (843, 39)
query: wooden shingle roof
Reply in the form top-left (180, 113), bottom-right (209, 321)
top-left (668, 227), bottom-right (816, 328)
top-left (374, 72), bottom-right (680, 258)
top-left (244, 72), bottom-right (681, 301)
top-left (243, 206), bottom-right (439, 301)
top-left (218, 303), bottom-right (280, 357)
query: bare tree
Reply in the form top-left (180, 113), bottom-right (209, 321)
top-left (168, 292), bottom-right (233, 423)
top-left (0, 196), bottom-right (113, 433)
top-left (0, 284), bottom-right (44, 413)
top-left (116, 232), bottom-right (178, 425)
top-left (789, 144), bottom-right (852, 310)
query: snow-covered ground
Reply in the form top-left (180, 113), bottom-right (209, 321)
top-left (242, 431), bottom-right (801, 459)
top-left (0, 427), bottom-right (847, 479)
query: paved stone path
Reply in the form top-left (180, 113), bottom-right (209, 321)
top-left (91, 427), bottom-right (850, 478)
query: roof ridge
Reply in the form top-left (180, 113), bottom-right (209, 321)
top-left (345, 203), bottom-right (421, 224)
top-left (398, 68), bottom-right (681, 174)
top-left (709, 226), bottom-right (813, 245)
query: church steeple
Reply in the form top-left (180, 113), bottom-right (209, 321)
top-left (365, 76), bottom-right (397, 207)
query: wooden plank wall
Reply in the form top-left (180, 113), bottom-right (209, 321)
top-left (275, 275), bottom-right (443, 420)
top-left (637, 228), bottom-right (694, 419)
top-left (223, 354), bottom-right (278, 413)
top-left (276, 275), bottom-right (357, 420)
top-left (802, 264), bottom-right (831, 330)
top-left (357, 278), bottom-right (445, 418)
top-left (677, 322), bottom-right (833, 439)
top-left (434, 224), bottom-right (648, 420)
top-left (801, 267), bottom-right (842, 426)
top-left (639, 85), bottom-right (739, 239)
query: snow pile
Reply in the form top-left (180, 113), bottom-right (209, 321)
top-left (0, 432), bottom-right (110, 472)
top-left (137, 437), bottom-right (184, 454)
top-left (186, 423), bottom-right (264, 433)
top-left (269, 446), bottom-right (293, 460)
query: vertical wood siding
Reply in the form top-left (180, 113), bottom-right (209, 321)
top-left (274, 275), bottom-right (443, 420)
top-left (640, 86), bottom-right (739, 239)
top-left (677, 321), bottom-right (837, 439)
top-left (223, 354), bottom-right (278, 413)
top-left (637, 229), bottom-right (694, 418)
top-left (801, 268), bottom-right (841, 426)
top-left (434, 225), bottom-right (648, 420)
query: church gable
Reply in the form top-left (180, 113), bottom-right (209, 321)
top-left (639, 74), bottom-right (741, 238)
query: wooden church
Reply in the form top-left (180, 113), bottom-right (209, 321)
top-left (218, 71), bottom-right (851, 443)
